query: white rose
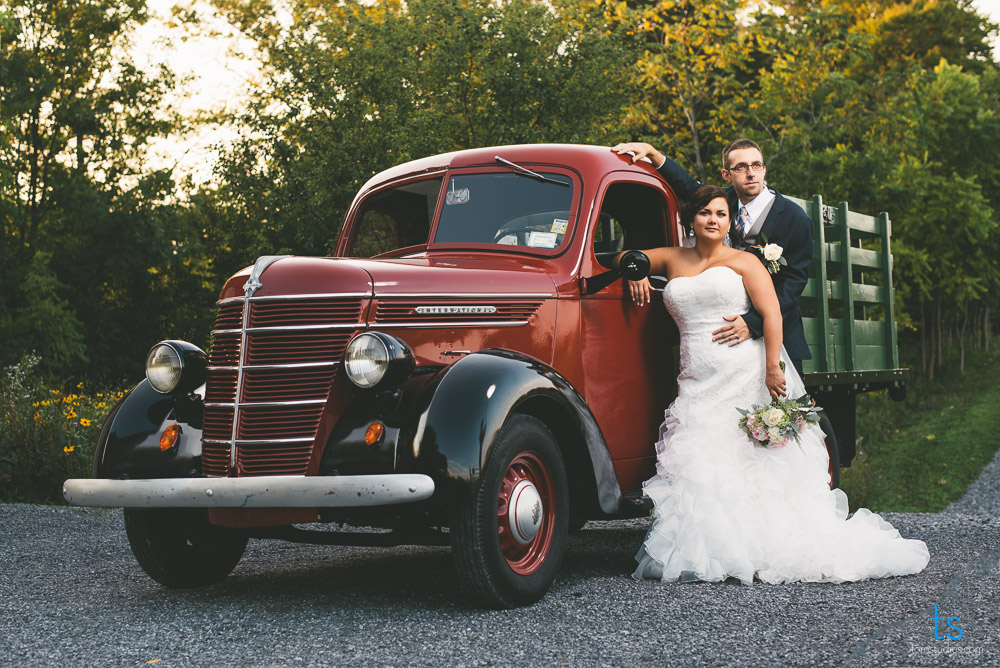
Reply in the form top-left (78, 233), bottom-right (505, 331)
top-left (767, 427), bottom-right (782, 442)
top-left (763, 243), bottom-right (783, 262)
top-left (764, 407), bottom-right (784, 426)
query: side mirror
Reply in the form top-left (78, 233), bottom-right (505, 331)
top-left (618, 250), bottom-right (651, 282)
top-left (580, 250), bottom-right (651, 296)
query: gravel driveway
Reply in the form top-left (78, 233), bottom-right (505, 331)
top-left (2, 454), bottom-right (998, 667)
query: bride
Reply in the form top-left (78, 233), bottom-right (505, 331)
top-left (618, 185), bottom-right (929, 584)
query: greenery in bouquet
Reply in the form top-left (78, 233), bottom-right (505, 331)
top-left (0, 354), bottom-right (129, 503)
top-left (737, 394), bottom-right (821, 451)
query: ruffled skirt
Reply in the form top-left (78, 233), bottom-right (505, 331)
top-left (634, 354), bottom-right (929, 585)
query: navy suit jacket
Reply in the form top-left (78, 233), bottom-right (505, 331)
top-left (656, 156), bottom-right (813, 362)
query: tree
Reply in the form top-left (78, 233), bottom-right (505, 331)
top-left (621, 0), bottom-right (752, 182)
top-left (208, 0), bottom-right (633, 261)
top-left (0, 0), bottom-right (203, 379)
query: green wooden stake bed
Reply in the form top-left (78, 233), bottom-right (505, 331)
top-left (795, 194), bottom-right (909, 478)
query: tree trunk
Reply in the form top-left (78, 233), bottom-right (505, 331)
top-left (920, 298), bottom-right (927, 375)
top-left (986, 305), bottom-right (991, 353)
top-left (934, 299), bottom-right (942, 378)
top-left (978, 308), bottom-right (984, 350)
top-left (959, 301), bottom-right (968, 374)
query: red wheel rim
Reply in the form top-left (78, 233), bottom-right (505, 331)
top-left (496, 451), bottom-right (556, 575)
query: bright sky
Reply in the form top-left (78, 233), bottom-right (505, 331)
top-left (137, 0), bottom-right (1000, 186)
top-left (136, 0), bottom-right (264, 186)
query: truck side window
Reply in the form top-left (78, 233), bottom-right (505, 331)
top-left (593, 183), bottom-right (668, 268)
top-left (349, 177), bottom-right (443, 257)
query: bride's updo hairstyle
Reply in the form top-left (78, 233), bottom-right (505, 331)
top-left (680, 185), bottom-right (732, 236)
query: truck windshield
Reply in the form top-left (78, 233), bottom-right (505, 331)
top-left (433, 172), bottom-right (575, 251)
top-left (349, 177), bottom-right (443, 257)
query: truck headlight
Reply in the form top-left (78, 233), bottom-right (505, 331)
top-left (344, 332), bottom-right (414, 389)
top-left (145, 341), bottom-right (207, 395)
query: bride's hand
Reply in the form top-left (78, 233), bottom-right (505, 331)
top-left (628, 277), bottom-right (652, 306)
top-left (766, 366), bottom-right (787, 399)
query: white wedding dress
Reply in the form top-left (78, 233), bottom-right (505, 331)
top-left (634, 266), bottom-right (929, 584)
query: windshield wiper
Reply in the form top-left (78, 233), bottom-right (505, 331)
top-left (494, 156), bottom-right (570, 187)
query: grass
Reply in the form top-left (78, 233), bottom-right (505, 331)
top-left (840, 345), bottom-right (1000, 513)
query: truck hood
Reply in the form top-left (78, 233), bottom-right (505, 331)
top-left (219, 255), bottom-right (558, 300)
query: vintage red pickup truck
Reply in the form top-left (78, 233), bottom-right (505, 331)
top-left (64, 144), bottom-right (907, 607)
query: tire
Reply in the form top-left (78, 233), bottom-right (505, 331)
top-left (450, 414), bottom-right (569, 608)
top-left (817, 411), bottom-right (841, 490)
top-left (124, 508), bottom-right (248, 588)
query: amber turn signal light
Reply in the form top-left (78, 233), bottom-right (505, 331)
top-left (159, 424), bottom-right (181, 452)
top-left (364, 422), bottom-right (385, 446)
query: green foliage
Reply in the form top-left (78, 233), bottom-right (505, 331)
top-left (0, 0), bottom-right (998, 389)
top-left (9, 252), bottom-right (87, 372)
top-left (0, 354), bottom-right (125, 503)
top-left (623, 0), bottom-right (751, 182)
top-left (0, 0), bottom-right (215, 380)
top-left (208, 0), bottom-right (634, 261)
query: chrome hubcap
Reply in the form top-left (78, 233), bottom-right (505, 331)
top-left (509, 479), bottom-right (543, 545)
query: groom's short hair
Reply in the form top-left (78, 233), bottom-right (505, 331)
top-left (722, 139), bottom-right (763, 169)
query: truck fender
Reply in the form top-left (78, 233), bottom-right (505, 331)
top-left (404, 349), bottom-right (622, 515)
top-left (92, 379), bottom-right (204, 480)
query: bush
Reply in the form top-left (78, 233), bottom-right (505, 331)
top-left (0, 354), bottom-right (126, 503)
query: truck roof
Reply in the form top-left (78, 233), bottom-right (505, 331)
top-left (356, 143), bottom-right (660, 197)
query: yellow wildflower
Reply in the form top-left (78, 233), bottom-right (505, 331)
top-left (63, 445), bottom-right (75, 453)
top-left (80, 418), bottom-right (92, 427)
top-left (97, 402), bottom-right (106, 408)
top-left (76, 382), bottom-right (84, 389)
top-left (66, 410), bottom-right (78, 419)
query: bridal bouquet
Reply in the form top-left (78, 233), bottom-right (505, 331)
top-left (737, 394), bottom-right (821, 450)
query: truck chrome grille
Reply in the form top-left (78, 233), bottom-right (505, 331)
top-left (202, 296), bottom-right (363, 477)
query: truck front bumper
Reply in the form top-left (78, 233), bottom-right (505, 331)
top-left (63, 474), bottom-right (435, 508)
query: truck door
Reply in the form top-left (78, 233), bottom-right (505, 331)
top-left (580, 176), bottom-right (679, 496)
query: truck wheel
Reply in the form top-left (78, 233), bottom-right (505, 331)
top-left (817, 411), bottom-right (841, 490)
top-left (451, 414), bottom-right (569, 608)
top-left (124, 508), bottom-right (248, 587)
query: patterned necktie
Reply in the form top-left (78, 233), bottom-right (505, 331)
top-left (738, 205), bottom-right (751, 234)
top-left (730, 205), bottom-right (750, 248)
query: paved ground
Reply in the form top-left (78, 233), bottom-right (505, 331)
top-left (1, 454), bottom-right (998, 666)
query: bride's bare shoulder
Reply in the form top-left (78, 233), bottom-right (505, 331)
top-left (726, 249), bottom-right (762, 273)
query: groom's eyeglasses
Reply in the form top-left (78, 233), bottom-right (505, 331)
top-left (727, 162), bottom-right (765, 173)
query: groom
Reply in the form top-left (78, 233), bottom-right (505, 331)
top-left (612, 140), bottom-right (813, 376)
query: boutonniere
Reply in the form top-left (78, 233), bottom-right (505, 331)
top-left (749, 234), bottom-right (787, 275)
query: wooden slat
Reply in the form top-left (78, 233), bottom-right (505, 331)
top-left (881, 212), bottom-right (900, 369)
top-left (823, 244), bottom-right (884, 270)
top-left (853, 320), bottom-right (887, 344)
top-left (810, 195), bottom-right (832, 372)
top-left (852, 283), bottom-right (884, 304)
top-left (838, 202), bottom-right (856, 370)
top-left (846, 210), bottom-right (883, 237)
